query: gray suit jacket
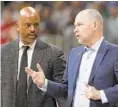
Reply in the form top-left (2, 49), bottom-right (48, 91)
top-left (1, 38), bottom-right (66, 107)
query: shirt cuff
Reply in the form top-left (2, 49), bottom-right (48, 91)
top-left (38, 79), bottom-right (48, 92)
top-left (99, 90), bottom-right (108, 104)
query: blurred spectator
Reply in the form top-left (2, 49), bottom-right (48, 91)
top-left (40, 6), bottom-right (57, 35)
top-left (105, 1), bottom-right (118, 44)
top-left (51, 2), bottom-right (71, 33)
top-left (1, 1), bottom-right (118, 55)
top-left (62, 11), bottom-right (78, 57)
top-left (71, 1), bottom-right (86, 18)
top-left (1, 7), bottom-right (18, 45)
top-left (86, 1), bottom-right (109, 19)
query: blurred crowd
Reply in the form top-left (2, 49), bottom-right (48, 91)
top-left (1, 1), bottom-right (118, 57)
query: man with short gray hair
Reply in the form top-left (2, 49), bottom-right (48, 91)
top-left (25, 9), bottom-right (118, 107)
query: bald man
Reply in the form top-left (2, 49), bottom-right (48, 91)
top-left (1, 7), bottom-right (66, 107)
top-left (25, 9), bottom-right (118, 107)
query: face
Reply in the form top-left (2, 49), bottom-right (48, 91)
top-left (74, 14), bottom-right (95, 45)
top-left (17, 14), bottom-right (40, 44)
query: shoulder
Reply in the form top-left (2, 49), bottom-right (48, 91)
top-left (38, 38), bottom-right (62, 51)
top-left (1, 40), bottom-right (18, 53)
top-left (47, 43), bottom-right (64, 57)
top-left (107, 42), bottom-right (118, 54)
top-left (70, 45), bottom-right (84, 55)
top-left (48, 43), bottom-right (63, 53)
top-left (37, 39), bottom-right (64, 56)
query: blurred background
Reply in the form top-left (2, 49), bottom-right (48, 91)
top-left (1, 1), bottom-right (118, 57)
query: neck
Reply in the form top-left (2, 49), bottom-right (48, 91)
top-left (20, 39), bottom-right (36, 46)
top-left (86, 36), bottom-right (103, 47)
top-left (21, 40), bottom-right (34, 46)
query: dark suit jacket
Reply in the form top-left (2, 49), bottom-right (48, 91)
top-left (46, 39), bottom-right (118, 107)
top-left (1, 38), bottom-right (66, 107)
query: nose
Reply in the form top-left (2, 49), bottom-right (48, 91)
top-left (30, 25), bottom-right (35, 33)
top-left (74, 27), bottom-right (77, 34)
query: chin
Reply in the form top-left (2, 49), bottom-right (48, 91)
top-left (29, 40), bottom-right (36, 44)
top-left (77, 39), bottom-right (84, 45)
top-left (24, 39), bottom-right (34, 45)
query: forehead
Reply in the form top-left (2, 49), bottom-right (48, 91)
top-left (19, 14), bottom-right (40, 24)
top-left (74, 12), bottom-right (92, 25)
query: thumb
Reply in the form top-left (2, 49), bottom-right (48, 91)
top-left (37, 63), bottom-right (43, 72)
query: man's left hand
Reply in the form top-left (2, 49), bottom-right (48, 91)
top-left (84, 85), bottom-right (101, 100)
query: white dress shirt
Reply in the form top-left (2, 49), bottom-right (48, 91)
top-left (17, 40), bottom-right (37, 85)
top-left (73, 37), bottom-right (108, 107)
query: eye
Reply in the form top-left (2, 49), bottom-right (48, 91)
top-left (34, 23), bottom-right (39, 28)
top-left (77, 23), bottom-right (83, 26)
top-left (25, 23), bottom-right (31, 28)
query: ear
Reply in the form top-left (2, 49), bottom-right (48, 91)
top-left (93, 21), bottom-right (97, 30)
top-left (16, 21), bottom-right (20, 32)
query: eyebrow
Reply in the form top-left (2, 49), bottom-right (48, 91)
top-left (24, 22), bottom-right (39, 24)
top-left (24, 22), bottom-right (32, 24)
top-left (74, 22), bottom-right (83, 26)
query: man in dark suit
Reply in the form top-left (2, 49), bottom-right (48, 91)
top-left (1, 7), bottom-right (66, 107)
top-left (25, 9), bottom-right (118, 107)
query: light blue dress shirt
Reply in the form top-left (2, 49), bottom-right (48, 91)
top-left (73, 37), bottom-right (108, 107)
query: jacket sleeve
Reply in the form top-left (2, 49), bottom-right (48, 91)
top-left (104, 51), bottom-right (118, 104)
top-left (49, 47), bottom-right (67, 107)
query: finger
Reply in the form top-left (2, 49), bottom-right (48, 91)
top-left (84, 82), bottom-right (89, 88)
top-left (84, 92), bottom-right (89, 99)
top-left (25, 67), bottom-right (34, 77)
top-left (37, 63), bottom-right (43, 72)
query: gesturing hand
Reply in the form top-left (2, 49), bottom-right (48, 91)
top-left (25, 63), bottom-right (45, 87)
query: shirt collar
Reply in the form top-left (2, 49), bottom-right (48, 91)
top-left (85, 36), bottom-right (104, 52)
top-left (19, 39), bottom-right (37, 50)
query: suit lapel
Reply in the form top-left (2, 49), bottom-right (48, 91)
top-left (27, 40), bottom-right (47, 91)
top-left (72, 47), bottom-right (85, 93)
top-left (9, 40), bottom-right (19, 90)
top-left (88, 40), bottom-right (109, 84)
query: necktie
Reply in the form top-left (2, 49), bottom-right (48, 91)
top-left (16, 46), bottom-right (29, 107)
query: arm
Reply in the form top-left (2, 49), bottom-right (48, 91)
top-left (50, 48), bottom-right (67, 107)
top-left (104, 52), bottom-right (118, 104)
top-left (25, 63), bottom-right (68, 98)
top-left (46, 67), bottom-right (68, 98)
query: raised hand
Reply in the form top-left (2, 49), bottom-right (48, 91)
top-left (25, 63), bottom-right (45, 87)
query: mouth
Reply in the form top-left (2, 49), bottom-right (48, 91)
top-left (28, 34), bottom-right (37, 39)
top-left (75, 34), bottom-right (80, 38)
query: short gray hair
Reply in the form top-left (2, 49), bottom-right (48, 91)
top-left (80, 9), bottom-right (103, 25)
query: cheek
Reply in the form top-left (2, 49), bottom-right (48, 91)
top-left (36, 28), bottom-right (40, 33)
top-left (79, 27), bottom-right (88, 37)
top-left (20, 28), bottom-right (28, 35)
top-left (82, 27), bottom-right (92, 37)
